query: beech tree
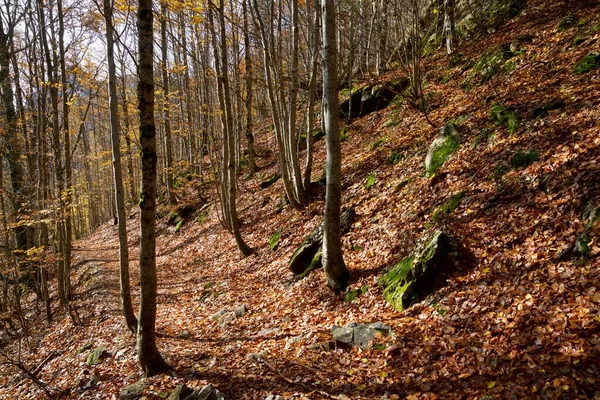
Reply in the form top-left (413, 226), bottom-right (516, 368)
top-left (136, 0), bottom-right (170, 376)
top-left (103, 0), bottom-right (137, 334)
top-left (321, 0), bottom-right (350, 291)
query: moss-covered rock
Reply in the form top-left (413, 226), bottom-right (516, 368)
top-left (381, 231), bottom-right (453, 311)
top-left (425, 123), bottom-right (461, 176)
top-left (431, 191), bottom-right (465, 223)
top-left (259, 173), bottom-right (281, 189)
top-left (289, 208), bottom-right (355, 277)
top-left (574, 53), bottom-right (600, 74)
top-left (86, 346), bottom-right (108, 366)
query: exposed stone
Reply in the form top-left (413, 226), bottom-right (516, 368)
top-left (234, 305), bottom-right (247, 318)
top-left (86, 346), bottom-right (108, 366)
top-left (339, 78), bottom-right (409, 120)
top-left (169, 384), bottom-right (224, 400)
top-left (381, 231), bottom-right (455, 311)
top-left (119, 380), bottom-right (147, 400)
top-left (425, 123), bottom-right (460, 176)
top-left (331, 322), bottom-right (392, 348)
top-left (289, 208), bottom-right (355, 277)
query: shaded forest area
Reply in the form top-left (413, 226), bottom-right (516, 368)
top-left (1, 0), bottom-right (600, 398)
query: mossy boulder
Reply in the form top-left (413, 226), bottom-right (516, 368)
top-left (289, 208), bottom-right (355, 277)
top-left (339, 78), bottom-right (409, 120)
top-left (259, 173), bottom-right (281, 189)
top-left (381, 231), bottom-right (454, 311)
top-left (86, 346), bottom-right (108, 366)
top-left (425, 123), bottom-right (461, 176)
top-left (574, 53), bottom-right (600, 74)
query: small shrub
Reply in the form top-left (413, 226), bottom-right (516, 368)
top-left (365, 173), bottom-right (377, 190)
top-left (574, 53), bottom-right (600, 74)
top-left (344, 285), bottom-right (367, 303)
top-left (573, 36), bottom-right (587, 46)
top-left (370, 138), bottom-right (385, 151)
top-left (511, 149), bottom-right (539, 168)
top-left (490, 103), bottom-right (520, 134)
top-left (387, 150), bottom-right (403, 165)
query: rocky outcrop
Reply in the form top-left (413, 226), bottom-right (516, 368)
top-left (425, 123), bottom-right (461, 176)
top-left (288, 208), bottom-right (355, 277)
top-left (381, 231), bottom-right (455, 311)
top-left (339, 78), bottom-right (409, 120)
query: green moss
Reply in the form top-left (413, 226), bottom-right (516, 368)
top-left (364, 173), bottom-right (377, 190)
top-left (370, 138), bottom-right (385, 151)
top-left (388, 150), bottom-right (403, 165)
top-left (298, 249), bottom-right (322, 279)
top-left (574, 53), bottom-right (600, 74)
top-left (573, 36), bottom-right (587, 46)
top-left (558, 14), bottom-right (580, 31)
top-left (269, 229), bottom-right (281, 252)
top-left (381, 255), bottom-right (415, 311)
top-left (340, 126), bottom-right (349, 142)
top-left (490, 103), bottom-right (520, 134)
top-left (86, 347), bottom-right (107, 366)
top-left (175, 219), bottom-right (184, 232)
top-left (511, 149), bottom-right (539, 168)
top-left (431, 191), bottom-right (465, 222)
top-left (426, 133), bottom-right (460, 176)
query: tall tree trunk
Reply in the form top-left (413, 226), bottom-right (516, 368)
top-left (136, 0), bottom-right (170, 376)
top-left (58, 0), bottom-right (73, 305)
top-left (303, 0), bottom-right (320, 191)
top-left (160, 1), bottom-right (176, 206)
top-left (104, 0), bottom-right (138, 334)
top-left (209, 0), bottom-right (253, 256)
top-left (321, 0), bottom-right (350, 291)
top-left (242, 0), bottom-right (257, 177)
top-left (0, 19), bottom-right (28, 254)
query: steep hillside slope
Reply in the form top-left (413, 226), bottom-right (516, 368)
top-left (2, 0), bottom-right (599, 398)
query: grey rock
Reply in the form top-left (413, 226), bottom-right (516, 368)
top-left (331, 326), bottom-right (354, 345)
top-left (86, 346), bottom-right (108, 366)
top-left (425, 123), bottom-right (461, 176)
top-left (284, 334), bottom-right (305, 350)
top-left (332, 323), bottom-right (392, 348)
top-left (119, 380), bottom-right (148, 400)
top-left (169, 384), bottom-right (224, 400)
top-left (234, 305), bottom-right (247, 318)
top-left (211, 309), bottom-right (228, 320)
top-left (265, 395), bottom-right (284, 400)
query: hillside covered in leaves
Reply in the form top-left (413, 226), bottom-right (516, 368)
top-left (1, 0), bottom-right (600, 398)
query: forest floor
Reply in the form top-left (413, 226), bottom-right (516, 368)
top-left (2, 0), bottom-right (600, 398)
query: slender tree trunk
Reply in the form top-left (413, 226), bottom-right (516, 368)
top-left (303, 0), bottom-right (320, 191)
top-left (136, 0), bottom-right (170, 376)
top-left (58, 0), bottom-right (73, 306)
top-left (242, 0), bottom-right (257, 176)
top-left (104, 0), bottom-right (138, 334)
top-left (0, 19), bottom-right (28, 254)
top-left (321, 0), bottom-right (350, 291)
top-left (160, 1), bottom-right (176, 206)
top-left (209, 0), bottom-right (253, 256)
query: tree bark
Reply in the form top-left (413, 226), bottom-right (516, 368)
top-left (160, 1), bottom-right (176, 207)
top-left (104, 0), bottom-right (138, 334)
top-left (321, 0), bottom-right (350, 291)
top-left (136, 0), bottom-right (170, 376)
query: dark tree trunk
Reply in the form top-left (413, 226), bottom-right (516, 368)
top-left (136, 0), bottom-right (170, 377)
top-left (321, 0), bottom-right (350, 291)
top-left (104, 0), bottom-right (138, 334)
